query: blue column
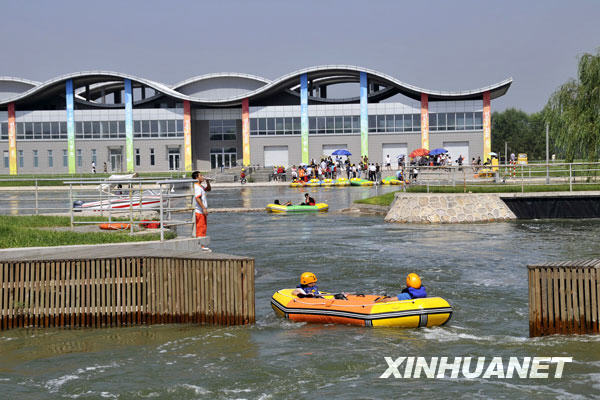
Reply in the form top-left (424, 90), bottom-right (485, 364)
top-left (300, 74), bottom-right (309, 164)
top-left (66, 79), bottom-right (76, 174)
top-left (360, 72), bottom-right (368, 158)
top-left (124, 79), bottom-right (134, 172)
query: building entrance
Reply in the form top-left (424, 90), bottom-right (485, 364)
top-left (109, 149), bottom-right (122, 172)
top-left (210, 148), bottom-right (237, 169)
top-left (168, 149), bottom-right (181, 170)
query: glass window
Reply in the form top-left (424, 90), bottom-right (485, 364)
top-left (0, 123), bottom-right (6, 140)
top-left (91, 149), bottom-right (97, 164)
top-left (150, 120), bottom-right (158, 134)
top-left (18, 150), bottom-right (24, 167)
top-left (258, 118), bottom-right (266, 135)
top-left (475, 112), bottom-right (483, 129)
top-left (150, 148), bottom-right (155, 166)
top-left (429, 113), bottom-right (437, 130)
top-left (325, 116), bottom-right (334, 134)
top-left (309, 117), bottom-right (316, 133)
top-left (275, 118), bottom-right (284, 134)
top-left (293, 117), bottom-right (301, 134)
top-left (223, 120), bottom-right (236, 133)
top-left (63, 149), bottom-right (68, 167)
top-left (60, 122), bottom-right (67, 136)
top-left (446, 113), bottom-right (455, 130)
top-left (42, 122), bottom-right (51, 139)
top-left (353, 116), bottom-right (360, 133)
top-left (317, 117), bottom-right (326, 134)
top-left (34, 122), bottom-right (43, 138)
top-left (395, 114), bottom-right (403, 131)
top-left (437, 113), bottom-right (446, 131)
top-left (84, 121), bottom-right (92, 136)
top-left (48, 150), bottom-right (53, 168)
top-left (334, 116), bottom-right (343, 131)
top-left (110, 121), bottom-right (118, 135)
top-left (343, 116), bottom-right (352, 132)
top-left (134, 121), bottom-right (141, 135)
top-left (377, 115), bottom-right (386, 132)
top-left (118, 121), bottom-right (125, 135)
top-left (135, 148), bottom-right (140, 166)
top-left (412, 114), bottom-right (420, 132)
top-left (368, 115), bottom-right (376, 132)
top-left (77, 149), bottom-right (82, 167)
top-left (3, 150), bottom-right (8, 168)
top-left (51, 122), bottom-right (60, 139)
top-left (267, 118), bottom-right (275, 132)
top-left (176, 120), bottom-right (183, 133)
top-left (16, 122), bottom-right (24, 139)
top-left (33, 150), bottom-right (38, 168)
top-left (159, 120), bottom-right (167, 136)
top-left (26, 122), bottom-right (34, 139)
top-left (456, 113), bottom-right (465, 130)
top-left (166, 120), bottom-right (175, 134)
top-left (403, 115), bottom-right (412, 131)
top-left (386, 115), bottom-right (395, 132)
top-left (465, 112), bottom-right (474, 130)
top-left (250, 119), bottom-right (257, 133)
top-left (284, 117), bottom-right (293, 134)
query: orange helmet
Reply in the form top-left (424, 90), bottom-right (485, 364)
top-left (406, 273), bottom-right (422, 289)
top-left (300, 272), bottom-right (317, 285)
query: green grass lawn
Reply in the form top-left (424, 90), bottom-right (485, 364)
top-left (0, 215), bottom-right (175, 249)
top-left (355, 183), bottom-right (600, 207)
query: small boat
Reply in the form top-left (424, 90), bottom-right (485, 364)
top-left (266, 203), bottom-right (329, 213)
top-left (350, 178), bottom-right (374, 186)
top-left (271, 289), bottom-right (452, 328)
top-left (73, 174), bottom-right (167, 211)
top-left (321, 179), bottom-right (335, 187)
top-left (289, 180), bottom-right (305, 187)
top-left (305, 178), bottom-right (321, 187)
top-left (382, 176), bottom-right (403, 185)
top-left (334, 178), bottom-right (350, 186)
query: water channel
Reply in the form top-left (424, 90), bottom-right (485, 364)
top-left (1, 186), bottom-right (599, 398)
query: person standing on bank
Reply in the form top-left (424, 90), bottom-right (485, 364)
top-left (192, 171), bottom-right (212, 252)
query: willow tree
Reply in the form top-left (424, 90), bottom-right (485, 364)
top-left (544, 50), bottom-right (600, 161)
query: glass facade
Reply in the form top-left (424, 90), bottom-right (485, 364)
top-left (250, 112), bottom-right (483, 136)
top-left (209, 120), bottom-right (237, 141)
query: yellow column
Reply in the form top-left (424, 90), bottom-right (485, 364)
top-left (8, 103), bottom-right (17, 175)
top-left (483, 91), bottom-right (491, 162)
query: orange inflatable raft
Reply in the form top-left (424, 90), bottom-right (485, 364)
top-left (99, 223), bottom-right (131, 230)
top-left (271, 289), bottom-right (452, 328)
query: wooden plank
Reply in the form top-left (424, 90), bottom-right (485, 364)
top-left (578, 268), bottom-right (585, 333)
top-left (572, 269), bottom-right (580, 333)
top-left (49, 262), bottom-right (55, 328)
top-left (547, 267), bottom-right (555, 333)
top-left (99, 259), bottom-right (106, 327)
top-left (565, 267), bottom-right (573, 333)
top-left (249, 260), bottom-right (255, 324)
top-left (595, 268), bottom-right (600, 333)
top-left (584, 268), bottom-right (592, 332)
top-left (552, 268), bottom-right (560, 333)
top-left (235, 261), bottom-right (242, 325)
top-left (149, 257), bottom-right (156, 324)
top-left (194, 260), bottom-right (200, 323)
top-left (8, 263), bottom-right (14, 329)
top-left (39, 262), bottom-right (45, 328)
top-left (1, 263), bottom-right (6, 330)
top-left (184, 259), bottom-right (190, 322)
top-left (135, 258), bottom-right (140, 325)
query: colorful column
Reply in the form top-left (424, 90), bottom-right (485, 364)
top-left (300, 74), bottom-right (309, 164)
top-left (7, 103), bottom-right (17, 175)
top-left (183, 100), bottom-right (192, 171)
top-left (420, 93), bottom-right (429, 150)
top-left (360, 72), bottom-right (368, 158)
top-left (241, 98), bottom-right (250, 166)
top-left (483, 91), bottom-right (491, 162)
top-left (65, 79), bottom-right (76, 174)
top-left (124, 79), bottom-right (134, 172)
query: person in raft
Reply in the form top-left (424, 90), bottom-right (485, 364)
top-left (380, 273), bottom-right (427, 302)
top-left (300, 193), bottom-right (316, 206)
top-left (291, 272), bottom-right (322, 298)
top-left (274, 199), bottom-right (292, 206)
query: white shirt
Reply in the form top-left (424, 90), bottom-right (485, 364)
top-left (386, 156), bottom-right (390, 164)
top-left (194, 183), bottom-right (207, 214)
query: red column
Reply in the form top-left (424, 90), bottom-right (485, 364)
top-left (8, 103), bottom-right (17, 175)
top-left (242, 98), bottom-right (250, 166)
top-left (420, 93), bottom-right (429, 150)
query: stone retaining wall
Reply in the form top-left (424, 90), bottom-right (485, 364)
top-left (384, 193), bottom-right (516, 224)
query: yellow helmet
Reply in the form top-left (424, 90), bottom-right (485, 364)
top-left (406, 273), bottom-right (421, 289)
top-left (300, 272), bottom-right (317, 285)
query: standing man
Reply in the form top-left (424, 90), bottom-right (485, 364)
top-left (385, 154), bottom-right (391, 171)
top-left (192, 170), bottom-right (212, 252)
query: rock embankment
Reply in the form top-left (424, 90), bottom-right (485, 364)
top-left (384, 193), bottom-right (516, 224)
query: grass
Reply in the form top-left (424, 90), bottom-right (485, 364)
top-left (0, 215), bottom-right (175, 249)
top-left (355, 183), bottom-right (600, 207)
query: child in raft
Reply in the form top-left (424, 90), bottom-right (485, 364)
top-left (379, 273), bottom-right (427, 302)
top-left (291, 272), bottom-right (322, 298)
top-left (273, 199), bottom-right (292, 206)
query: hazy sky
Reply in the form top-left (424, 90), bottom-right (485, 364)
top-left (1, 0), bottom-right (599, 112)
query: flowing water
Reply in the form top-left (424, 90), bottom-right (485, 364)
top-left (1, 186), bottom-right (600, 399)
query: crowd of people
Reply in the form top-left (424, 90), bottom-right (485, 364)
top-left (283, 155), bottom-right (386, 183)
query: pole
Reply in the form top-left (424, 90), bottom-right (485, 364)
top-left (159, 184), bottom-right (164, 242)
top-left (69, 184), bottom-right (74, 228)
top-left (34, 179), bottom-right (39, 215)
top-left (546, 123), bottom-right (550, 185)
top-left (505, 141), bottom-right (508, 173)
top-left (569, 164), bottom-right (573, 192)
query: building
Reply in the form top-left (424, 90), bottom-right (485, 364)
top-left (0, 66), bottom-right (511, 174)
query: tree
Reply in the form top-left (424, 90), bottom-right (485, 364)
top-left (544, 49), bottom-right (600, 161)
top-left (491, 108), bottom-right (546, 159)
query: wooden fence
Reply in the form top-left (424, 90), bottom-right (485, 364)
top-left (0, 256), bottom-right (254, 330)
top-left (528, 260), bottom-right (599, 337)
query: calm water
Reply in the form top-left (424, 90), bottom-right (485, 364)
top-left (1, 186), bottom-right (600, 399)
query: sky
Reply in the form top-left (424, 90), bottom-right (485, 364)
top-left (1, 0), bottom-right (599, 113)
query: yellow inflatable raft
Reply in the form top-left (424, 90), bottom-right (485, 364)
top-left (321, 178), bottom-right (334, 187)
top-left (305, 178), bottom-right (321, 187)
top-left (334, 178), bottom-right (350, 186)
top-left (382, 176), bottom-right (403, 185)
top-left (271, 289), bottom-right (452, 328)
top-left (266, 203), bottom-right (329, 213)
top-left (350, 178), bottom-right (374, 186)
top-left (289, 180), bottom-right (305, 187)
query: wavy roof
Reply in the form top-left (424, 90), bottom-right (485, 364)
top-left (0, 65), bottom-right (512, 107)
